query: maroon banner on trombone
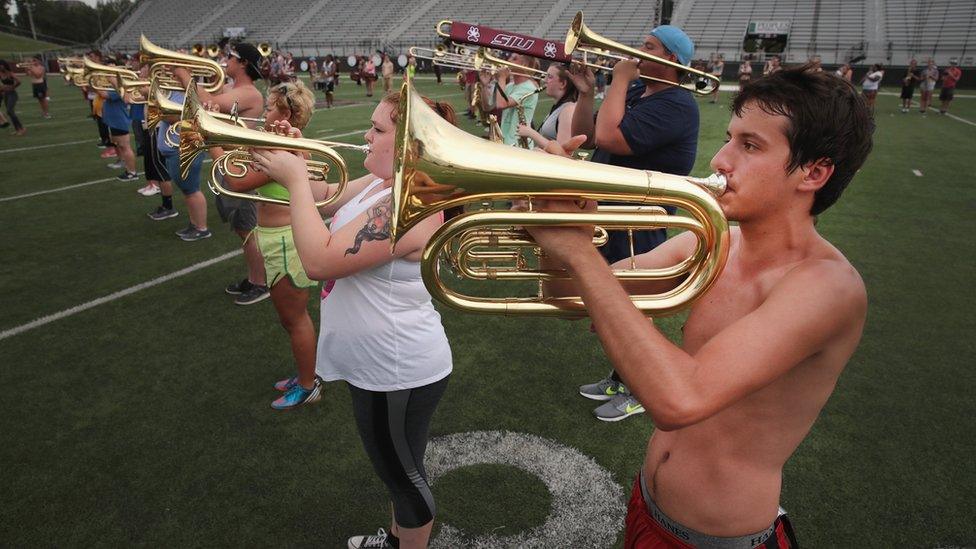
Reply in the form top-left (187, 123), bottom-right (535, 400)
top-left (445, 21), bottom-right (572, 63)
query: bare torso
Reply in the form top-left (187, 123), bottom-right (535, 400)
top-left (644, 228), bottom-right (865, 536)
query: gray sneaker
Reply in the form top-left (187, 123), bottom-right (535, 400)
top-left (235, 284), bottom-right (270, 305)
top-left (348, 528), bottom-right (393, 549)
top-left (579, 375), bottom-right (624, 401)
top-left (175, 224), bottom-right (195, 238)
top-left (594, 392), bottom-right (645, 422)
top-left (179, 227), bottom-right (212, 241)
top-left (148, 206), bottom-right (179, 221)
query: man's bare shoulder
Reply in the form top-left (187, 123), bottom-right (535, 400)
top-left (771, 243), bottom-right (867, 325)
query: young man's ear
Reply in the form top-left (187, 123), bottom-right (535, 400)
top-left (798, 158), bottom-right (835, 192)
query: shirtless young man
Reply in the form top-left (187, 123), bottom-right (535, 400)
top-left (173, 42), bottom-right (270, 304)
top-left (26, 57), bottom-right (50, 118)
top-left (528, 66), bottom-right (874, 547)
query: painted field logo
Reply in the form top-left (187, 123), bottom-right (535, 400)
top-left (490, 34), bottom-right (535, 51)
top-left (426, 430), bottom-right (624, 548)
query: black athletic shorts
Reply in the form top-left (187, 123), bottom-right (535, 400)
top-left (31, 82), bottom-right (47, 100)
top-left (900, 85), bottom-right (915, 100)
top-left (109, 126), bottom-right (129, 137)
top-left (940, 87), bottom-right (955, 101)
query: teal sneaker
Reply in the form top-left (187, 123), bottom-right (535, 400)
top-left (579, 375), bottom-right (624, 401)
top-left (594, 393), bottom-right (645, 422)
top-left (274, 376), bottom-right (299, 392)
top-left (271, 379), bottom-right (322, 410)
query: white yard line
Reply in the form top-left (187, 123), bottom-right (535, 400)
top-left (0, 138), bottom-right (95, 154)
top-left (0, 176), bottom-right (118, 202)
top-left (0, 250), bottom-right (243, 342)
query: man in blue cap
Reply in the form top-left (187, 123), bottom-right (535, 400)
top-left (568, 24), bottom-right (701, 422)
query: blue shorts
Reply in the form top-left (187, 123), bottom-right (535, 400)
top-left (164, 153), bottom-right (204, 196)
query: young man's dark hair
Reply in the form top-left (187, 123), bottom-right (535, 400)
top-left (732, 64), bottom-right (874, 215)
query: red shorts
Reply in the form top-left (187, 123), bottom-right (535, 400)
top-left (624, 476), bottom-right (797, 549)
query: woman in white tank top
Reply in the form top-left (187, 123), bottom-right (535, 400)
top-left (252, 91), bottom-right (458, 549)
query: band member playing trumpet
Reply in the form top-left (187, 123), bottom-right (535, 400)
top-left (205, 80), bottom-right (324, 410)
top-left (569, 25), bottom-right (701, 421)
top-left (528, 66), bottom-right (873, 548)
top-left (249, 90), bottom-right (457, 549)
top-left (24, 56), bottom-right (50, 118)
top-left (172, 42), bottom-right (269, 303)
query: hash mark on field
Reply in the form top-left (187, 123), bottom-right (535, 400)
top-left (0, 250), bottom-right (242, 341)
top-left (912, 169), bottom-right (923, 177)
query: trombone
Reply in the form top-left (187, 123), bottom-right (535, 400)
top-left (141, 35), bottom-right (225, 93)
top-left (564, 12), bottom-right (720, 95)
top-left (177, 85), bottom-right (365, 207)
top-left (472, 48), bottom-right (547, 80)
top-left (390, 80), bottom-right (729, 317)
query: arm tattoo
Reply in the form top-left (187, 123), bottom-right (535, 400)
top-left (345, 194), bottom-right (393, 256)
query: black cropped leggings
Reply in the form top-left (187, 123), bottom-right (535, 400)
top-left (348, 375), bottom-right (450, 528)
top-left (3, 92), bottom-right (23, 131)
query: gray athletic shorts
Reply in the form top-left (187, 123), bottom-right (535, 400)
top-left (215, 192), bottom-right (257, 232)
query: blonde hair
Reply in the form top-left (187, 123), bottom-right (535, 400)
top-left (268, 79), bottom-right (315, 129)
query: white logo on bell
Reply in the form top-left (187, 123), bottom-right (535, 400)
top-left (467, 26), bottom-right (481, 42)
top-left (544, 42), bottom-right (557, 58)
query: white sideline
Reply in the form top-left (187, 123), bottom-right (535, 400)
top-left (0, 139), bottom-right (94, 155)
top-left (0, 250), bottom-right (242, 342)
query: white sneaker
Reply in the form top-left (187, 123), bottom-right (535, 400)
top-left (348, 527), bottom-right (393, 548)
top-left (137, 182), bottom-right (160, 196)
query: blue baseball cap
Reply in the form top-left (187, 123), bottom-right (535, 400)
top-left (649, 25), bottom-right (694, 66)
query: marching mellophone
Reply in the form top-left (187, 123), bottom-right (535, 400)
top-left (389, 80), bottom-right (729, 317)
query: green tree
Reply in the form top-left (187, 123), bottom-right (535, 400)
top-left (13, 0), bottom-right (132, 45)
top-left (0, 0), bottom-right (13, 27)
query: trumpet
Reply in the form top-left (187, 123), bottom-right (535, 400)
top-left (141, 35), bottom-right (225, 93)
top-left (564, 12), bottom-right (720, 95)
top-left (472, 48), bottom-right (547, 80)
top-left (407, 46), bottom-right (475, 72)
top-left (16, 61), bottom-right (34, 70)
top-left (390, 79), bottom-right (729, 317)
top-left (177, 85), bottom-right (362, 207)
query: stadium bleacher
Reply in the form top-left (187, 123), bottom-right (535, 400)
top-left (103, 0), bottom-right (975, 68)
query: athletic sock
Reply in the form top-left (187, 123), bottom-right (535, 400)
top-left (162, 195), bottom-right (173, 210)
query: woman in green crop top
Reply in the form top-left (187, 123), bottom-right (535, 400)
top-left (207, 80), bottom-right (331, 410)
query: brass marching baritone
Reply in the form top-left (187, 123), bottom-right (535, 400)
top-left (140, 35), bottom-right (225, 92)
top-left (565, 12), bottom-right (720, 95)
top-left (177, 85), bottom-right (364, 207)
top-left (391, 80), bottom-right (729, 317)
top-left (257, 43), bottom-right (273, 57)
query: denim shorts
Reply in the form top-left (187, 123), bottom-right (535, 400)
top-left (164, 153), bottom-right (204, 196)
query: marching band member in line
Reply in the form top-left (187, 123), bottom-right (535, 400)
top-left (172, 42), bottom-right (269, 304)
top-left (250, 90), bottom-right (457, 549)
top-left (479, 53), bottom-right (540, 147)
top-left (569, 25), bottom-right (701, 422)
top-left (205, 80), bottom-right (323, 410)
top-left (516, 62), bottom-right (579, 148)
top-left (94, 65), bottom-right (139, 181)
top-left (527, 65), bottom-right (873, 549)
top-left (25, 56), bottom-right (50, 118)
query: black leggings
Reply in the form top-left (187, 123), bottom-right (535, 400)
top-left (348, 375), bottom-right (450, 528)
top-left (3, 92), bottom-right (22, 131)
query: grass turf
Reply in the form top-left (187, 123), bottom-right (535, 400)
top-left (0, 77), bottom-right (974, 547)
top-left (0, 31), bottom-right (62, 55)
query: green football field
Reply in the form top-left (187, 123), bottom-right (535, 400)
top-left (0, 75), bottom-right (974, 548)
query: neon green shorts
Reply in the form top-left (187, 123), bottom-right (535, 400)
top-left (254, 225), bottom-right (316, 290)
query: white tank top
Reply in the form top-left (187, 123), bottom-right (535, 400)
top-left (316, 179), bottom-right (453, 391)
